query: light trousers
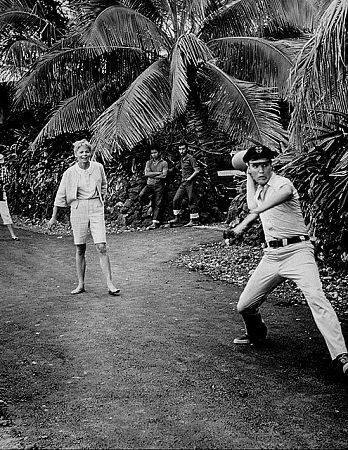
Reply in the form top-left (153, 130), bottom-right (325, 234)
top-left (237, 241), bottom-right (347, 359)
top-left (0, 199), bottom-right (13, 225)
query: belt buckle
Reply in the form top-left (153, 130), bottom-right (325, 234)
top-left (282, 238), bottom-right (287, 246)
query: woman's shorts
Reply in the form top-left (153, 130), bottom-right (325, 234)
top-left (0, 200), bottom-right (13, 225)
top-left (70, 198), bottom-right (106, 245)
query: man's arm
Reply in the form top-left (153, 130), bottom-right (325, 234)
top-left (231, 213), bottom-right (259, 235)
top-left (185, 156), bottom-right (200, 181)
top-left (153, 161), bottom-right (168, 179)
top-left (144, 161), bottom-right (163, 178)
top-left (250, 184), bottom-right (293, 214)
top-left (246, 171), bottom-right (258, 210)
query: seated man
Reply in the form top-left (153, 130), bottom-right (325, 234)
top-left (139, 148), bottom-right (168, 230)
top-left (169, 141), bottom-right (200, 227)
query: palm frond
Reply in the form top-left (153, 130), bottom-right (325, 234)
top-left (86, 5), bottom-right (171, 53)
top-left (0, 0), bottom-right (60, 41)
top-left (91, 59), bottom-right (171, 159)
top-left (197, 61), bottom-right (287, 147)
top-left (170, 39), bottom-right (189, 117)
top-left (125, 0), bottom-right (167, 23)
top-left (289, 0), bottom-right (348, 148)
top-left (32, 81), bottom-right (107, 149)
top-left (13, 43), bottom-right (144, 110)
top-left (179, 0), bottom-right (209, 33)
top-left (4, 38), bottom-right (47, 69)
top-left (208, 36), bottom-right (302, 96)
top-left (200, 0), bottom-right (316, 41)
top-left (170, 33), bottom-right (213, 117)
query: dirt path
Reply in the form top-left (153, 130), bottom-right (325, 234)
top-left (0, 226), bottom-right (347, 449)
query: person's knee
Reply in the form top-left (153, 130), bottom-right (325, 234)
top-left (236, 291), bottom-right (250, 313)
top-left (236, 300), bottom-right (245, 314)
top-left (96, 243), bottom-right (107, 255)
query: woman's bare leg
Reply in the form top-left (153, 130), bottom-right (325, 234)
top-left (71, 243), bottom-right (86, 294)
top-left (95, 243), bottom-right (119, 293)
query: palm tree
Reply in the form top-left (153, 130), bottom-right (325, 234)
top-left (284, 0), bottom-right (348, 257)
top-left (0, 0), bottom-right (67, 82)
top-left (10, 0), bottom-right (316, 159)
top-left (289, 0), bottom-right (348, 149)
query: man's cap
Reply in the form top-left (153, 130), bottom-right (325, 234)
top-left (0, 154), bottom-right (4, 164)
top-left (242, 145), bottom-right (278, 163)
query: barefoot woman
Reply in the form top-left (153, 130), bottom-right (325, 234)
top-left (48, 139), bottom-right (120, 296)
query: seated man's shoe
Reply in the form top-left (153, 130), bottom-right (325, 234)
top-left (168, 217), bottom-right (180, 227)
top-left (336, 353), bottom-right (348, 376)
top-left (184, 220), bottom-right (200, 227)
top-left (147, 222), bottom-right (159, 230)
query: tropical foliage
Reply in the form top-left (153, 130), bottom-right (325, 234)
top-left (5, 0), bottom-right (318, 160)
top-left (1, 0), bottom-right (347, 260)
top-left (0, 0), bottom-right (67, 82)
top-left (285, 0), bottom-right (348, 260)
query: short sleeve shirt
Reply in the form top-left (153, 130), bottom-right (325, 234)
top-left (146, 158), bottom-right (168, 186)
top-left (75, 163), bottom-right (99, 199)
top-left (181, 155), bottom-right (199, 180)
top-left (255, 173), bottom-right (308, 241)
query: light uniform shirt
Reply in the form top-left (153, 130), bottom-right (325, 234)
top-left (75, 163), bottom-right (99, 200)
top-left (255, 173), bottom-right (308, 242)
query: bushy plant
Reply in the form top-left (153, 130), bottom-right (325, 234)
top-left (282, 123), bottom-right (348, 266)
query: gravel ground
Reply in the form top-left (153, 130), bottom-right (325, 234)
top-left (13, 216), bottom-right (348, 323)
top-left (172, 238), bottom-right (348, 323)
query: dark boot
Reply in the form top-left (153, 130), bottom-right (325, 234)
top-left (234, 311), bottom-right (268, 345)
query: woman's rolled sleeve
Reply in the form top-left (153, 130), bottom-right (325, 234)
top-left (54, 172), bottom-right (68, 207)
top-left (100, 165), bottom-right (107, 198)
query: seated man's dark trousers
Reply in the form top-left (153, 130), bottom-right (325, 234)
top-left (139, 183), bottom-right (165, 223)
top-left (173, 180), bottom-right (198, 218)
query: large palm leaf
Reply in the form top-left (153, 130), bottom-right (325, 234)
top-left (208, 36), bottom-right (303, 97)
top-left (170, 33), bottom-right (213, 116)
top-left (289, 0), bottom-right (348, 148)
top-left (0, 0), bottom-right (62, 43)
top-left (198, 61), bottom-right (286, 147)
top-left (13, 41), bottom-right (144, 109)
top-left (91, 59), bottom-right (171, 157)
top-left (32, 81), bottom-right (107, 148)
top-left (10, 0), bottom-right (318, 158)
top-left (86, 4), bottom-right (170, 50)
top-left (199, 0), bottom-right (316, 40)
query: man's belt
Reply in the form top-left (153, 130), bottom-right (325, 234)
top-left (266, 235), bottom-right (309, 248)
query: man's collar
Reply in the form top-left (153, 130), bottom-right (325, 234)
top-left (267, 172), bottom-right (277, 186)
top-left (255, 172), bottom-right (276, 194)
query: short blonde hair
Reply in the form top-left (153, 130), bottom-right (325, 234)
top-left (73, 139), bottom-right (92, 156)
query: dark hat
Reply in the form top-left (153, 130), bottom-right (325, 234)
top-left (243, 145), bottom-right (278, 163)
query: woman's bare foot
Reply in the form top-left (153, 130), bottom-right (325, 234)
top-left (71, 286), bottom-right (85, 295)
top-left (107, 283), bottom-right (120, 296)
